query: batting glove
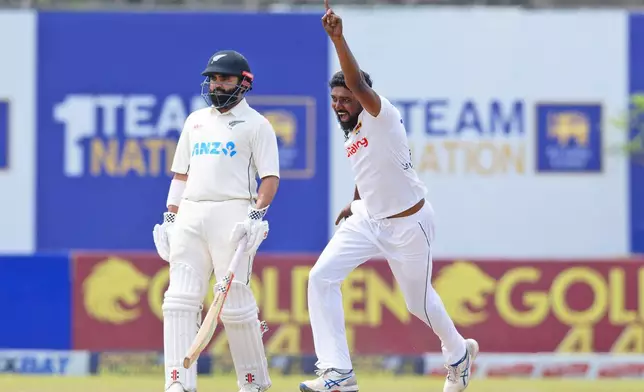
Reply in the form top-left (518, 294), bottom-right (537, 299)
top-left (153, 212), bottom-right (175, 262)
top-left (230, 206), bottom-right (269, 254)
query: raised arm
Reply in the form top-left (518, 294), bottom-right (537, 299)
top-left (323, 0), bottom-right (381, 117)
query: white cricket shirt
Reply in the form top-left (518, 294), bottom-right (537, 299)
top-left (171, 99), bottom-right (280, 203)
top-left (345, 95), bottom-right (427, 219)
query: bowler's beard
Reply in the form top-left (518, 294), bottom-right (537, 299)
top-left (336, 111), bottom-right (359, 132)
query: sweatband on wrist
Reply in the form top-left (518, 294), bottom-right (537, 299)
top-left (166, 179), bottom-right (186, 208)
top-left (249, 205), bottom-right (269, 220)
top-left (163, 211), bottom-right (176, 223)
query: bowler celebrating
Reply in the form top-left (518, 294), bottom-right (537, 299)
top-left (300, 3), bottom-right (479, 392)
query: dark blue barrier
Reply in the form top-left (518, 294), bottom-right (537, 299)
top-left (0, 255), bottom-right (71, 349)
top-left (37, 11), bottom-right (329, 253)
top-left (629, 13), bottom-right (644, 254)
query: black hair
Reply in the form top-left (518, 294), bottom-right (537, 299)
top-left (329, 70), bottom-right (373, 89)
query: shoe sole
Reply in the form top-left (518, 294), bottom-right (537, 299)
top-left (299, 383), bottom-right (359, 392)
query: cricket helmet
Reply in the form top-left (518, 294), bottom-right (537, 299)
top-left (200, 50), bottom-right (254, 110)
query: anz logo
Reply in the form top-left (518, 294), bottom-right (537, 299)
top-left (191, 141), bottom-right (237, 157)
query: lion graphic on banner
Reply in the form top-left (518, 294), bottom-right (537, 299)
top-left (433, 260), bottom-right (497, 327)
top-left (83, 257), bottom-right (151, 324)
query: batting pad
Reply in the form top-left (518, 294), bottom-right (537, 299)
top-left (162, 262), bottom-right (206, 392)
top-left (220, 282), bottom-right (271, 390)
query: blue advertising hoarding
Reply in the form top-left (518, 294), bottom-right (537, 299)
top-left (37, 12), bottom-right (329, 252)
top-left (629, 13), bottom-right (644, 254)
top-left (0, 255), bottom-right (71, 349)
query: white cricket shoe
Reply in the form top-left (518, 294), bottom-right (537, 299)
top-left (299, 368), bottom-right (359, 392)
top-left (238, 383), bottom-right (265, 392)
top-left (166, 382), bottom-right (188, 392)
top-left (443, 338), bottom-right (479, 392)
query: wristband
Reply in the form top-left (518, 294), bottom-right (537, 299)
top-left (163, 211), bottom-right (176, 223)
top-left (166, 179), bottom-right (186, 208)
top-left (249, 205), bottom-right (269, 220)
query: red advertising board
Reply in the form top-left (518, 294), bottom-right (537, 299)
top-left (72, 253), bottom-right (644, 355)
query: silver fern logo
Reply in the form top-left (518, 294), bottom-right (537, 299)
top-left (228, 120), bottom-right (245, 129)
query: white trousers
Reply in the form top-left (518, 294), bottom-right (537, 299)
top-left (164, 199), bottom-right (265, 391)
top-left (170, 198), bottom-right (255, 282)
top-left (308, 199), bottom-right (466, 370)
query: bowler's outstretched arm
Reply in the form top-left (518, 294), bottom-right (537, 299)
top-left (330, 37), bottom-right (381, 117)
top-left (323, 0), bottom-right (381, 117)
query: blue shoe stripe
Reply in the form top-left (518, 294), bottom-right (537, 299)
top-left (299, 383), bottom-right (315, 392)
top-left (450, 349), bottom-right (468, 367)
top-left (324, 376), bottom-right (352, 389)
top-left (460, 356), bottom-right (470, 386)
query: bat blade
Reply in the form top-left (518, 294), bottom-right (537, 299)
top-left (182, 271), bottom-right (234, 369)
top-left (182, 235), bottom-right (248, 369)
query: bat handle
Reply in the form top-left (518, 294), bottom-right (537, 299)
top-left (183, 357), bottom-right (192, 369)
top-left (228, 235), bottom-right (249, 271)
top-left (237, 235), bottom-right (249, 254)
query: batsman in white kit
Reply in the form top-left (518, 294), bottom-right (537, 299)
top-left (153, 50), bottom-right (280, 392)
top-left (299, 3), bottom-right (479, 392)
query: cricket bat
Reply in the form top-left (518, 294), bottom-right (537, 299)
top-left (182, 235), bottom-right (249, 369)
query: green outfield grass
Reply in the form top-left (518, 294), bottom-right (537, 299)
top-left (0, 374), bottom-right (642, 392)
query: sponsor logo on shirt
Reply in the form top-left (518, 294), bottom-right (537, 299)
top-left (191, 141), bottom-right (237, 157)
top-left (346, 137), bottom-right (368, 158)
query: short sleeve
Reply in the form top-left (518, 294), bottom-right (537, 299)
top-left (373, 95), bottom-right (398, 121)
top-left (252, 119), bottom-right (280, 179)
top-left (170, 116), bottom-right (192, 175)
